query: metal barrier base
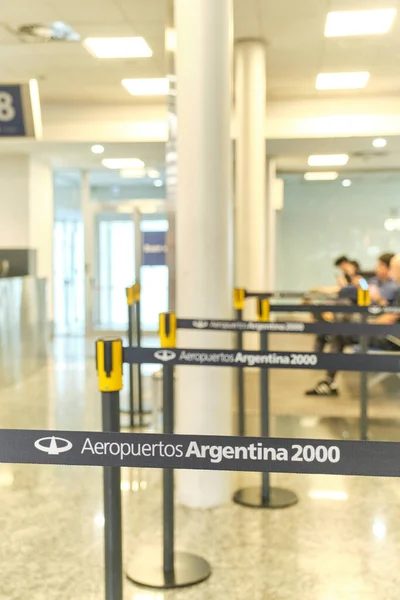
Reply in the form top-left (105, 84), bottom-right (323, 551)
top-left (126, 551), bottom-right (211, 589)
top-left (233, 486), bottom-right (298, 509)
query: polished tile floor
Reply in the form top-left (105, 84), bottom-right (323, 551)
top-left (1, 335), bottom-right (400, 599)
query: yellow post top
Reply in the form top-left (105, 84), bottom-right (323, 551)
top-left (257, 297), bottom-right (270, 322)
top-left (159, 312), bottom-right (177, 348)
top-left (96, 338), bottom-right (123, 392)
top-left (126, 283), bottom-right (141, 306)
top-left (357, 288), bottom-right (371, 307)
top-left (233, 288), bottom-right (246, 311)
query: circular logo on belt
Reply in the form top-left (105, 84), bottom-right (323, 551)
top-left (154, 350), bottom-right (176, 362)
top-left (34, 436), bottom-right (73, 455)
top-left (193, 321), bottom-right (209, 329)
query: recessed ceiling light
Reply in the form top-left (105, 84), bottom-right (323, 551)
top-left (91, 144), bottom-right (104, 154)
top-left (147, 169), bottom-right (160, 179)
top-left (342, 179), bottom-right (352, 187)
top-left (154, 179), bottom-right (164, 187)
top-left (304, 172), bottom-right (338, 181)
top-left (308, 154), bottom-right (349, 167)
top-left (102, 158), bottom-right (145, 170)
top-left (120, 168), bottom-right (147, 179)
top-left (316, 72), bottom-right (370, 90)
top-left (83, 37), bottom-right (152, 59)
top-left (122, 78), bottom-right (169, 96)
top-left (373, 138), bottom-right (387, 148)
top-left (325, 9), bottom-right (396, 37)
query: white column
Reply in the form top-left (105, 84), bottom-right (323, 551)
top-left (81, 170), bottom-right (95, 335)
top-left (175, 0), bottom-right (233, 508)
top-left (0, 155), bottom-right (54, 322)
top-left (235, 41), bottom-right (269, 298)
top-left (266, 158), bottom-right (277, 290)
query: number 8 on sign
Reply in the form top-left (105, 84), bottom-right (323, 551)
top-left (0, 92), bottom-right (16, 122)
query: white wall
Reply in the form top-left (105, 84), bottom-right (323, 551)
top-left (0, 156), bottom-right (30, 247)
top-left (42, 104), bottom-right (168, 142)
top-left (40, 96), bottom-right (400, 143)
top-left (276, 173), bottom-right (400, 291)
top-left (29, 159), bottom-right (54, 319)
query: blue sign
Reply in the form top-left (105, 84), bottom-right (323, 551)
top-left (0, 85), bottom-right (26, 137)
top-left (142, 232), bottom-right (167, 266)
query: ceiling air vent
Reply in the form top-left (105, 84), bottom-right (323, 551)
top-left (353, 151), bottom-right (388, 159)
top-left (17, 22), bottom-right (80, 42)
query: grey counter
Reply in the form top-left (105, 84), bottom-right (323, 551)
top-left (0, 277), bottom-right (48, 387)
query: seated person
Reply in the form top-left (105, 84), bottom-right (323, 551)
top-left (368, 252), bottom-right (398, 304)
top-left (313, 261), bottom-right (361, 353)
top-left (306, 254), bottom-right (400, 397)
top-left (311, 256), bottom-right (361, 295)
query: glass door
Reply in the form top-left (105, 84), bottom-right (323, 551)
top-left (54, 221), bottom-right (85, 334)
top-left (93, 213), bottom-right (135, 330)
top-left (88, 207), bottom-right (170, 333)
top-left (140, 218), bottom-right (169, 332)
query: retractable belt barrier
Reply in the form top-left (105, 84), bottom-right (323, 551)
top-left (227, 287), bottom-right (392, 442)
top-left (241, 290), bottom-right (338, 300)
top-left (177, 318), bottom-right (400, 336)
top-left (124, 346), bottom-right (400, 372)
top-left (244, 291), bottom-right (307, 299)
top-left (268, 304), bottom-right (400, 314)
top-left (1, 429), bottom-right (400, 478)
top-left (3, 305), bottom-right (400, 600)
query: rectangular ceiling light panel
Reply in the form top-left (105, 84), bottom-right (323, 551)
top-left (325, 9), bottom-right (396, 37)
top-left (304, 172), bottom-right (339, 181)
top-left (316, 72), bottom-right (370, 90)
top-left (308, 155), bottom-right (349, 167)
top-left (102, 158), bottom-right (145, 170)
top-left (120, 168), bottom-right (147, 179)
top-left (122, 78), bottom-right (169, 96)
top-left (84, 37), bottom-right (152, 58)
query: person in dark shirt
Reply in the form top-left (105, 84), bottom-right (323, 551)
top-left (335, 256), bottom-right (360, 286)
top-left (306, 254), bottom-right (400, 397)
top-left (368, 252), bottom-right (398, 304)
top-left (313, 260), bottom-right (360, 352)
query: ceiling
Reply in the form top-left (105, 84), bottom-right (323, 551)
top-left (235, 0), bottom-right (400, 100)
top-left (0, 0), bottom-right (167, 105)
top-left (1, 0), bottom-right (400, 104)
top-left (1, 0), bottom-right (400, 175)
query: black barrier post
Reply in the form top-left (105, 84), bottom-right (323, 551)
top-left (233, 289), bottom-right (246, 435)
top-left (96, 338), bottom-right (124, 600)
top-left (126, 287), bottom-right (135, 428)
top-left (163, 356), bottom-right (175, 575)
top-left (122, 284), bottom-right (150, 429)
top-left (135, 290), bottom-right (144, 426)
top-left (234, 299), bottom-right (298, 510)
top-left (358, 289), bottom-right (371, 441)
top-left (260, 327), bottom-right (270, 501)
top-left (126, 313), bottom-right (211, 589)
